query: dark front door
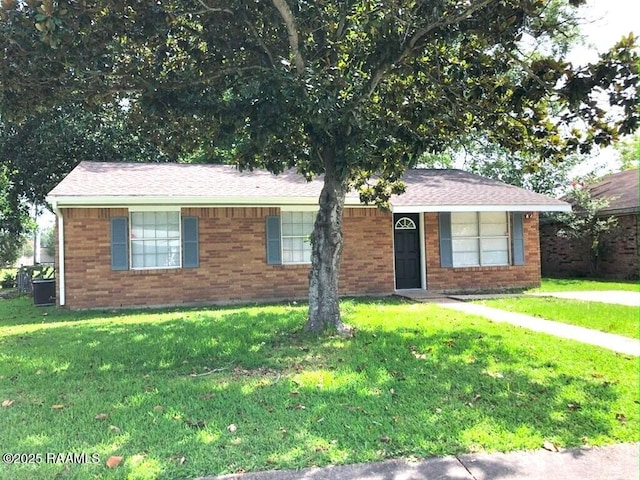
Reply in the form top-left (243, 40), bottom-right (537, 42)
top-left (394, 213), bottom-right (421, 289)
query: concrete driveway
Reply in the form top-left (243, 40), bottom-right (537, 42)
top-left (528, 290), bottom-right (640, 307)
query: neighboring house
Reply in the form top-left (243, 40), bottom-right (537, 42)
top-left (46, 161), bottom-right (569, 309)
top-left (540, 169), bottom-right (639, 280)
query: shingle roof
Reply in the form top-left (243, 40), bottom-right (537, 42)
top-left (47, 161), bottom-right (569, 211)
top-left (587, 169), bottom-right (639, 214)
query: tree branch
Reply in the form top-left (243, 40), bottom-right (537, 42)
top-left (195, 0), bottom-right (233, 15)
top-left (243, 18), bottom-right (276, 68)
top-left (270, 0), bottom-right (305, 74)
top-left (406, 0), bottom-right (495, 50)
top-left (366, 0), bottom-right (497, 97)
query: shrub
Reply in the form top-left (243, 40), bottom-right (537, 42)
top-left (1, 272), bottom-right (15, 289)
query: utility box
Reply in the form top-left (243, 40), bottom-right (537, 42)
top-left (33, 279), bottom-right (56, 306)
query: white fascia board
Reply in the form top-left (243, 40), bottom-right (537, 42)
top-left (391, 204), bottom-right (572, 213)
top-left (46, 195), bottom-right (366, 209)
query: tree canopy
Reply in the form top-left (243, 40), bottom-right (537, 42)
top-left (1, 0), bottom-right (637, 331)
top-left (0, 104), bottom-right (171, 213)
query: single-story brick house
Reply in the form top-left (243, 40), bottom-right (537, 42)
top-left (540, 169), bottom-right (639, 279)
top-left (46, 161), bottom-right (569, 309)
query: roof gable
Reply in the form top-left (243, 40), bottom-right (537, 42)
top-left (47, 161), bottom-right (569, 212)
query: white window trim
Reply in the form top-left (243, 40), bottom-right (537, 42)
top-left (395, 217), bottom-right (417, 230)
top-left (129, 211), bottom-right (183, 270)
top-left (452, 212), bottom-right (511, 268)
top-left (281, 211), bottom-right (315, 265)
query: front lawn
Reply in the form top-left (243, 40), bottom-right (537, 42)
top-left (532, 278), bottom-right (639, 293)
top-left (0, 297), bottom-right (637, 480)
top-left (475, 297), bottom-right (639, 339)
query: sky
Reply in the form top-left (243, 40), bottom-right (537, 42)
top-left (569, 0), bottom-right (639, 65)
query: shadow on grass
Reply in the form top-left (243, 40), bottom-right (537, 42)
top-left (0, 298), bottom-right (637, 479)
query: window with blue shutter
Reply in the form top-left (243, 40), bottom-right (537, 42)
top-left (182, 217), bottom-right (199, 268)
top-left (110, 217), bottom-right (129, 271)
top-left (512, 213), bottom-right (525, 266)
top-left (265, 216), bottom-right (282, 265)
top-left (438, 213), bottom-right (453, 268)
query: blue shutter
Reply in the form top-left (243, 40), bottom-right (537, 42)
top-left (111, 217), bottom-right (129, 271)
top-left (266, 216), bottom-right (282, 265)
top-left (182, 216), bottom-right (199, 268)
top-left (512, 213), bottom-right (525, 266)
top-left (439, 212), bottom-right (453, 268)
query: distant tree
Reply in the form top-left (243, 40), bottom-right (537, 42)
top-left (460, 136), bottom-right (584, 195)
top-left (0, 167), bottom-right (30, 266)
top-left (0, 104), bottom-right (171, 213)
top-left (552, 186), bottom-right (618, 276)
top-left (614, 133), bottom-right (639, 170)
top-left (40, 226), bottom-right (56, 258)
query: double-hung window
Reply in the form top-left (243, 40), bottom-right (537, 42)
top-left (451, 212), bottom-right (510, 267)
top-left (281, 211), bottom-right (315, 264)
top-left (130, 211), bottom-right (181, 269)
top-left (265, 211), bottom-right (316, 265)
top-left (111, 210), bottom-right (198, 271)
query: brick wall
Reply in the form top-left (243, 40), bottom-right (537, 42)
top-left (56, 207), bottom-right (544, 309)
top-left (540, 213), bottom-right (639, 280)
top-left (423, 212), bottom-right (541, 292)
top-left (58, 207), bottom-right (394, 309)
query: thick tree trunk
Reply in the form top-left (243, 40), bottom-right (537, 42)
top-left (305, 157), bottom-right (352, 335)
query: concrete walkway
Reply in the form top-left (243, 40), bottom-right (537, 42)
top-left (202, 443), bottom-right (640, 480)
top-left (429, 298), bottom-right (640, 356)
top-left (527, 290), bottom-right (640, 307)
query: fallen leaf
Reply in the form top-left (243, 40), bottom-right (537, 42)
top-left (290, 404), bottom-right (306, 410)
top-left (185, 419), bottom-right (206, 429)
top-left (567, 403), bottom-right (581, 411)
top-left (153, 405), bottom-right (163, 412)
top-left (380, 435), bottom-right (390, 443)
top-left (35, 370), bottom-right (43, 375)
top-left (109, 425), bottom-right (121, 434)
top-left (543, 440), bottom-right (559, 452)
top-left (615, 413), bottom-right (627, 424)
top-left (51, 404), bottom-right (64, 410)
top-left (227, 423), bottom-right (237, 432)
top-left (106, 456), bottom-right (123, 468)
top-left (95, 413), bottom-right (109, 421)
top-left (2, 400), bottom-right (14, 408)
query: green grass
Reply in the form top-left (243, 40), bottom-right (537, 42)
top-left (0, 297), bottom-right (638, 480)
top-left (475, 297), bottom-right (639, 339)
top-left (532, 278), bottom-right (639, 293)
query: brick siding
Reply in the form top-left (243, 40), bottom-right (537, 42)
top-left (57, 207), bottom-right (394, 309)
top-left (56, 208), bottom-right (543, 309)
top-left (540, 213), bottom-right (639, 280)
top-left (423, 212), bottom-right (541, 291)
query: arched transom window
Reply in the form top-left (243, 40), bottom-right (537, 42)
top-left (395, 217), bottom-right (417, 230)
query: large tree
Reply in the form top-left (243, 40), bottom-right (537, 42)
top-left (0, 104), bottom-right (172, 214)
top-left (1, 0), bottom-right (637, 332)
